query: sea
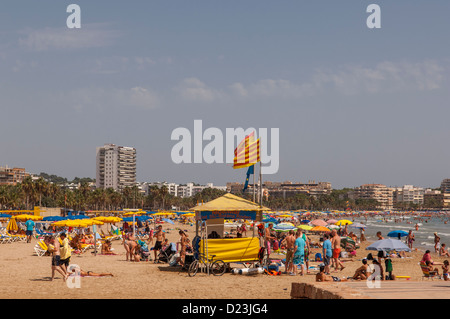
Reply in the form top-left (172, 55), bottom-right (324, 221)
top-left (349, 214), bottom-right (450, 251)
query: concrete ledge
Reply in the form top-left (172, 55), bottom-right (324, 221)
top-left (291, 282), bottom-right (370, 299)
top-left (292, 281), bottom-right (450, 299)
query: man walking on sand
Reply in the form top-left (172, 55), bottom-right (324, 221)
top-left (153, 225), bottom-right (165, 263)
top-left (49, 236), bottom-right (67, 281)
top-left (293, 230), bottom-right (306, 276)
top-left (25, 218), bottom-right (35, 243)
top-left (322, 233), bottom-right (333, 275)
top-left (284, 230), bottom-right (296, 275)
top-left (331, 230), bottom-right (345, 271)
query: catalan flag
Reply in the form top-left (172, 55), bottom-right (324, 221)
top-left (233, 132), bottom-right (260, 169)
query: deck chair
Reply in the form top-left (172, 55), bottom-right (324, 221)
top-left (420, 262), bottom-right (440, 280)
top-left (6, 232), bottom-right (26, 242)
top-left (0, 235), bottom-right (13, 244)
top-left (34, 240), bottom-right (48, 257)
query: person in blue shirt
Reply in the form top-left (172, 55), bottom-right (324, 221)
top-left (293, 230), bottom-right (306, 276)
top-left (25, 219), bottom-right (35, 243)
top-left (322, 233), bottom-right (333, 274)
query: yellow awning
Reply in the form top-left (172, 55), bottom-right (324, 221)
top-left (191, 193), bottom-right (270, 212)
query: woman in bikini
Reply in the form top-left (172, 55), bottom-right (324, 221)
top-left (123, 232), bottom-right (138, 261)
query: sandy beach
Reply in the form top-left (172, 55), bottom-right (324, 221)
top-left (1, 220), bottom-right (449, 300)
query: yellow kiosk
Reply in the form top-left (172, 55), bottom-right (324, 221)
top-left (189, 193), bottom-right (271, 275)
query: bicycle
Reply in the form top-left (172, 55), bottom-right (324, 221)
top-left (187, 252), bottom-right (227, 277)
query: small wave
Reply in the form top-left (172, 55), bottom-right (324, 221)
top-left (420, 242), bottom-right (434, 246)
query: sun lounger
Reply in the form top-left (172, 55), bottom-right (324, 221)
top-left (6, 232), bottom-right (27, 242)
top-left (0, 235), bottom-right (13, 244)
top-left (34, 240), bottom-right (49, 257)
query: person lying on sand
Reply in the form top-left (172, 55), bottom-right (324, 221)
top-left (70, 268), bottom-right (114, 277)
top-left (316, 265), bottom-right (348, 282)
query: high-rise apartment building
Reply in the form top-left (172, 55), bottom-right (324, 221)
top-left (96, 144), bottom-right (136, 191)
top-left (350, 184), bottom-right (394, 210)
top-left (441, 179), bottom-right (450, 193)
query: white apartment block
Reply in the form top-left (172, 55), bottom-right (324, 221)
top-left (140, 182), bottom-right (226, 198)
top-left (394, 185), bottom-right (425, 205)
top-left (96, 144), bottom-right (136, 191)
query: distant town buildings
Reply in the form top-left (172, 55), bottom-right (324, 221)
top-left (0, 166), bottom-right (30, 185)
top-left (96, 144), bottom-right (137, 191)
top-left (140, 182), bottom-right (227, 198)
top-left (227, 180), bottom-right (332, 199)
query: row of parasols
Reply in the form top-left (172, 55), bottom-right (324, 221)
top-left (266, 218), bottom-right (367, 233)
top-left (1, 211), bottom-right (196, 231)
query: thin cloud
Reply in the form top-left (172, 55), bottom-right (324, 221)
top-left (18, 23), bottom-right (119, 51)
top-left (56, 86), bottom-right (159, 112)
top-left (227, 59), bottom-right (446, 100)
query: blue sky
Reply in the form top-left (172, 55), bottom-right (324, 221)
top-left (1, 1), bottom-right (450, 189)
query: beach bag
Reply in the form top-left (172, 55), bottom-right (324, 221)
top-left (315, 253), bottom-right (322, 262)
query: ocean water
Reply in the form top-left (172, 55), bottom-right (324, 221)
top-left (349, 215), bottom-right (450, 251)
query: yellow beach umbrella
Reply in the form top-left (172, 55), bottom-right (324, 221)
top-left (153, 212), bottom-right (176, 216)
top-left (182, 213), bottom-right (195, 218)
top-left (298, 225), bottom-right (313, 231)
top-left (123, 211), bottom-right (146, 216)
top-left (15, 214), bottom-right (43, 221)
top-left (6, 217), bottom-right (18, 232)
top-left (93, 216), bottom-right (122, 223)
top-left (278, 214), bottom-right (293, 218)
top-left (335, 220), bottom-right (353, 226)
top-left (52, 219), bottom-right (83, 228)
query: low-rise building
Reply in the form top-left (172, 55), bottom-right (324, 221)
top-left (0, 166), bottom-right (30, 185)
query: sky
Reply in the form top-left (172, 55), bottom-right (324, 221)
top-left (1, 1), bottom-right (450, 189)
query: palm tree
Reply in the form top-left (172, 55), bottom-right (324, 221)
top-left (121, 187), bottom-right (132, 208)
top-left (34, 177), bottom-right (48, 207)
top-left (159, 185), bottom-right (169, 210)
top-left (21, 176), bottom-right (34, 210)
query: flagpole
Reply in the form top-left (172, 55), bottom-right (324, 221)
top-left (253, 167), bottom-right (256, 202)
top-left (259, 161), bottom-right (262, 207)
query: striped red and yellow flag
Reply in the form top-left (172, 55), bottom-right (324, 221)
top-left (233, 134), bottom-right (260, 169)
top-left (234, 132), bottom-right (255, 157)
